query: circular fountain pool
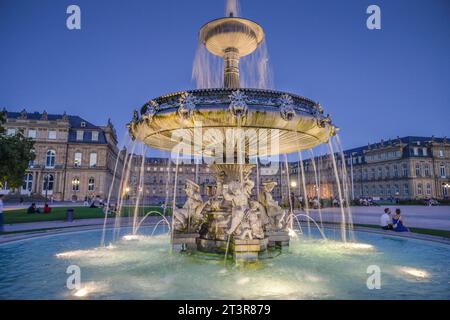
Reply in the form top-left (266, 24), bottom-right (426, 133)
top-left (0, 227), bottom-right (448, 300)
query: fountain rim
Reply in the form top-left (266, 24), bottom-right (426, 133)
top-left (145, 87), bottom-right (319, 107)
top-left (198, 16), bottom-right (265, 38)
top-left (1, 224), bottom-right (448, 247)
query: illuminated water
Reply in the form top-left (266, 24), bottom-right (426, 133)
top-left (0, 227), bottom-right (448, 300)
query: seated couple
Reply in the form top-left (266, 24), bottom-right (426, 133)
top-left (380, 208), bottom-right (409, 232)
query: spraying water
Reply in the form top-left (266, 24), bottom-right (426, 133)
top-left (226, 0), bottom-right (241, 17)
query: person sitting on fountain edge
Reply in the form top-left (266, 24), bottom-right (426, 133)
top-left (380, 208), bottom-right (393, 230)
top-left (392, 208), bottom-right (409, 232)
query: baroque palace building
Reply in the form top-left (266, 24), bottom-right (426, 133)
top-left (2, 113), bottom-right (448, 205)
top-left (1, 109), bottom-right (124, 201)
top-left (290, 136), bottom-right (450, 202)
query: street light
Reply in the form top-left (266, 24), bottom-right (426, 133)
top-left (290, 181), bottom-right (297, 188)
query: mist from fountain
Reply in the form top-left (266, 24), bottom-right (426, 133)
top-left (225, 0), bottom-right (240, 17)
top-left (309, 149), bottom-right (324, 229)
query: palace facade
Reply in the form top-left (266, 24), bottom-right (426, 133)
top-left (1, 110), bottom-right (124, 201)
top-left (2, 113), bottom-right (448, 205)
top-left (290, 136), bottom-right (450, 202)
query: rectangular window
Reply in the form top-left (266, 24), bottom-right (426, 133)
top-left (92, 131), bottom-right (99, 141)
top-left (422, 148), bottom-right (428, 156)
top-left (6, 128), bottom-right (16, 136)
top-left (393, 165), bottom-right (398, 177)
top-left (28, 129), bottom-right (36, 139)
top-left (76, 130), bottom-right (84, 141)
top-left (413, 148), bottom-right (419, 156)
top-left (89, 153), bottom-right (97, 168)
top-left (402, 164), bottom-right (408, 177)
top-left (426, 184), bottom-right (432, 195)
top-left (424, 164), bottom-right (430, 176)
top-left (439, 150), bottom-right (444, 157)
top-left (404, 184), bottom-right (409, 195)
top-left (48, 130), bottom-right (56, 139)
top-left (415, 164), bottom-right (421, 177)
top-left (74, 152), bottom-right (82, 167)
top-left (440, 164), bottom-right (446, 178)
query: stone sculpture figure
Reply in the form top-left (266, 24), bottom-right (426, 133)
top-left (173, 180), bottom-right (205, 233)
top-left (223, 181), bottom-right (249, 237)
top-left (231, 201), bottom-right (265, 240)
top-left (259, 181), bottom-right (287, 231)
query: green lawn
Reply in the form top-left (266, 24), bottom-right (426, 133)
top-left (3, 206), bottom-right (170, 224)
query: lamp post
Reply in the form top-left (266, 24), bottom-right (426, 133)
top-left (43, 173), bottom-right (50, 204)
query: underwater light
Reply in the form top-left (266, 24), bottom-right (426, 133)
top-left (400, 267), bottom-right (429, 279)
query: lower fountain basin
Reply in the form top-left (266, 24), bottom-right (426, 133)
top-left (1, 226), bottom-right (449, 300)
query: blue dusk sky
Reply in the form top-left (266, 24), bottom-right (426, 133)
top-left (0, 0), bottom-right (449, 155)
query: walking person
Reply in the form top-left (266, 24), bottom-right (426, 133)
top-left (0, 194), bottom-right (4, 233)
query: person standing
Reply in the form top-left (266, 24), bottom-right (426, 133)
top-left (0, 194), bottom-right (4, 233)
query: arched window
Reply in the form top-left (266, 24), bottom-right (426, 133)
top-left (22, 173), bottom-right (33, 191)
top-left (43, 174), bottom-right (54, 191)
top-left (46, 150), bottom-right (56, 168)
top-left (88, 177), bottom-right (95, 191)
top-left (426, 184), bottom-right (432, 195)
top-left (72, 178), bottom-right (80, 191)
top-left (417, 183), bottom-right (423, 195)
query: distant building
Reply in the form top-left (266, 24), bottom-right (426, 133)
top-left (290, 136), bottom-right (450, 201)
top-left (126, 156), bottom-right (289, 205)
top-left (128, 137), bottom-right (450, 204)
top-left (1, 110), bottom-right (124, 201)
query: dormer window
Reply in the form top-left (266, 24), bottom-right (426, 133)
top-left (76, 130), bottom-right (84, 141)
top-left (81, 122), bottom-right (86, 128)
top-left (92, 131), bottom-right (99, 141)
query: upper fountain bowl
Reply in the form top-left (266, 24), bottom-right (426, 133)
top-left (199, 17), bottom-right (265, 57)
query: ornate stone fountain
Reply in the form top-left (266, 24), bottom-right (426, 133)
top-left (128, 12), bottom-right (337, 261)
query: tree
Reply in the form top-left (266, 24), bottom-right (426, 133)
top-left (0, 110), bottom-right (35, 189)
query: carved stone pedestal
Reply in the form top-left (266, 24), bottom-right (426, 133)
top-left (172, 233), bottom-right (199, 251)
top-left (197, 238), bottom-right (228, 253)
top-left (231, 238), bottom-right (269, 261)
top-left (266, 231), bottom-right (290, 248)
